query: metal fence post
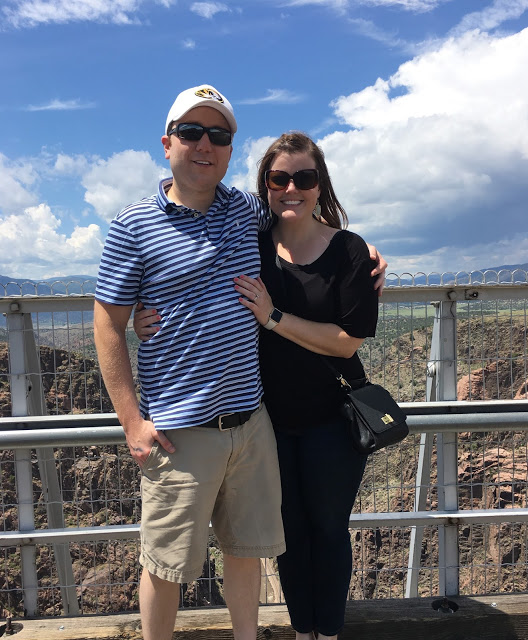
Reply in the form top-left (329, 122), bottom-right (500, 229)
top-left (404, 431), bottom-right (434, 597)
top-left (405, 303), bottom-right (439, 598)
top-left (7, 307), bottom-right (39, 617)
top-left (21, 309), bottom-right (80, 615)
top-left (405, 299), bottom-right (459, 597)
top-left (7, 309), bottom-right (80, 616)
top-left (433, 300), bottom-right (459, 596)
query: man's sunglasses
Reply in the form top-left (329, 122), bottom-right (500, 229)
top-left (265, 169), bottom-right (319, 191)
top-left (168, 123), bottom-right (232, 147)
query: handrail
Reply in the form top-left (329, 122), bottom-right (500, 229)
top-left (1, 280), bottom-right (528, 312)
top-left (4, 508), bottom-right (528, 549)
top-left (1, 402), bottom-right (528, 446)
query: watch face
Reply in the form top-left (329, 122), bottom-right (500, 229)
top-left (270, 308), bottom-right (283, 323)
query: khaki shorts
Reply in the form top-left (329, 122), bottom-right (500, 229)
top-left (139, 403), bottom-right (286, 584)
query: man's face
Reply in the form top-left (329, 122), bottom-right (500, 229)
top-left (162, 106), bottom-right (233, 197)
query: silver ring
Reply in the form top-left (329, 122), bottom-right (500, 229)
top-left (254, 294), bottom-right (259, 301)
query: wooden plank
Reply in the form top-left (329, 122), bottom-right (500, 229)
top-left (6, 594), bottom-right (528, 640)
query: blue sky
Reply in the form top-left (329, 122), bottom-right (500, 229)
top-left (1, 0), bottom-right (527, 279)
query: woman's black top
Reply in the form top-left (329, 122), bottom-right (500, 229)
top-left (258, 229), bottom-right (379, 433)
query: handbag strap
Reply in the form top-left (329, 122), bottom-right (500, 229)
top-left (318, 355), bottom-right (367, 392)
top-left (272, 244), bottom-right (367, 393)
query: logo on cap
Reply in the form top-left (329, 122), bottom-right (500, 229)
top-left (195, 87), bottom-right (224, 103)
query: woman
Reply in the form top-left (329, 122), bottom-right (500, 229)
top-left (135, 132), bottom-right (379, 640)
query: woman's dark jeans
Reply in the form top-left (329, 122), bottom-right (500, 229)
top-left (275, 417), bottom-right (367, 637)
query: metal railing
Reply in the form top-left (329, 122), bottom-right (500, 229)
top-left (1, 273), bottom-right (527, 617)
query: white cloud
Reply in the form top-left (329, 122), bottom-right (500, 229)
top-left (238, 89), bottom-right (305, 105)
top-left (330, 28), bottom-right (528, 135)
top-left (348, 17), bottom-right (406, 47)
top-left (309, 116), bottom-right (339, 138)
top-left (236, 28), bottom-right (528, 274)
top-left (282, 0), bottom-right (444, 11)
top-left (25, 99), bottom-right (96, 112)
top-left (2, 0), bottom-right (176, 28)
top-left (324, 28), bottom-right (528, 271)
top-left (82, 150), bottom-right (167, 222)
top-left (387, 233), bottom-right (528, 276)
top-left (190, 2), bottom-right (229, 19)
top-left (231, 136), bottom-right (276, 192)
top-left (281, 0), bottom-right (348, 9)
top-left (53, 153), bottom-right (91, 176)
top-left (361, 0), bottom-right (444, 9)
top-left (182, 38), bottom-right (196, 49)
top-left (282, 0), bottom-right (528, 52)
top-left (0, 203), bottom-right (103, 278)
top-left (0, 149), bottom-right (166, 277)
top-left (450, 0), bottom-right (528, 37)
top-left (0, 153), bottom-right (39, 213)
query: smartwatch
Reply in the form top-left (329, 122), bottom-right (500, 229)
top-left (264, 308), bottom-right (283, 330)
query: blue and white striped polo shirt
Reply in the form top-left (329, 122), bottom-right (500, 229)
top-left (95, 178), bottom-right (270, 430)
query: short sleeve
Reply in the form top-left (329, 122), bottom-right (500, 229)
top-left (254, 195), bottom-right (272, 231)
top-left (95, 218), bottom-right (143, 305)
top-left (337, 232), bottom-right (378, 338)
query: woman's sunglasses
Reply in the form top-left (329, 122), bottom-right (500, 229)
top-left (265, 169), bottom-right (319, 191)
top-left (168, 123), bottom-right (232, 147)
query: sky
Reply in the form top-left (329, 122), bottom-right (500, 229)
top-left (1, 0), bottom-right (527, 280)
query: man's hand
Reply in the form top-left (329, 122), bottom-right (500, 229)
top-left (94, 300), bottom-right (176, 464)
top-left (366, 243), bottom-right (388, 296)
top-left (124, 417), bottom-right (175, 466)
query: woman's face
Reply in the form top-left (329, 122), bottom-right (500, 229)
top-left (267, 152), bottom-right (321, 223)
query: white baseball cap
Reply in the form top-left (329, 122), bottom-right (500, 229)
top-left (165, 84), bottom-right (237, 135)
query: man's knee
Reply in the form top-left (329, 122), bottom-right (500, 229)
top-left (224, 554), bottom-right (260, 567)
top-left (142, 568), bottom-right (180, 592)
top-left (223, 555), bottom-right (261, 583)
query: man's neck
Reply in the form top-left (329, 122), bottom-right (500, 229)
top-left (167, 181), bottom-right (217, 215)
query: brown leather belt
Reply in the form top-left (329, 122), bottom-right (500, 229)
top-left (197, 407), bottom-right (258, 431)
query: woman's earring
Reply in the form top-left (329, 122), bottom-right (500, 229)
top-left (313, 200), bottom-right (322, 220)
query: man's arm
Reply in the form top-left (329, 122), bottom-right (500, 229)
top-left (94, 300), bottom-right (175, 465)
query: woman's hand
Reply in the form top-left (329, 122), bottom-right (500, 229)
top-left (133, 301), bottom-right (160, 341)
top-left (366, 243), bottom-right (387, 295)
top-left (234, 275), bottom-right (274, 326)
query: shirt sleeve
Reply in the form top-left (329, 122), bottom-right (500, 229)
top-left (95, 218), bottom-right (143, 306)
top-left (337, 232), bottom-right (379, 338)
top-left (238, 189), bottom-right (273, 231)
top-left (254, 195), bottom-right (272, 231)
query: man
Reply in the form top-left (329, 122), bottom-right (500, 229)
top-left (94, 84), bottom-right (386, 640)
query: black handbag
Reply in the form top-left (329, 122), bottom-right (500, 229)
top-left (322, 358), bottom-right (409, 454)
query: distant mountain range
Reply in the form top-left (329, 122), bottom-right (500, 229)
top-left (1, 263), bottom-right (527, 296)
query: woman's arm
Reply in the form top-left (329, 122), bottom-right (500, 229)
top-left (133, 241), bottom-right (385, 342)
top-left (234, 275), bottom-right (364, 358)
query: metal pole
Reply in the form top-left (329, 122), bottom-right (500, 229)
top-left (7, 308), bottom-right (39, 617)
top-left (21, 314), bottom-right (80, 615)
top-left (404, 431), bottom-right (434, 597)
top-left (405, 302), bottom-right (440, 598)
top-left (434, 300), bottom-right (459, 597)
top-left (404, 304), bottom-right (439, 597)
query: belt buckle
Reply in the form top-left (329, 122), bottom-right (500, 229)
top-left (218, 412), bottom-right (235, 431)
